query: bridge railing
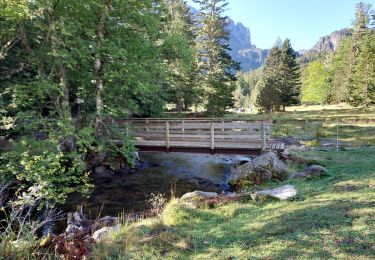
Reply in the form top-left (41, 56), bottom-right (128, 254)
top-left (120, 119), bottom-right (273, 152)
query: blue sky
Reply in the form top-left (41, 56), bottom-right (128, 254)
top-left (187, 0), bottom-right (375, 50)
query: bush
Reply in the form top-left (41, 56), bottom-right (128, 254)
top-left (0, 136), bottom-right (91, 204)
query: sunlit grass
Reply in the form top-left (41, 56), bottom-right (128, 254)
top-left (91, 148), bottom-right (375, 259)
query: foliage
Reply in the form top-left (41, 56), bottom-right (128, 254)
top-left (301, 61), bottom-right (330, 104)
top-left (162, 0), bottom-right (199, 112)
top-left (303, 3), bottom-right (375, 107)
top-left (279, 39), bottom-right (301, 108)
top-left (256, 39), bottom-right (300, 112)
top-left (148, 192), bottom-right (168, 215)
top-left (0, 136), bottom-right (91, 204)
top-left (194, 0), bottom-right (240, 115)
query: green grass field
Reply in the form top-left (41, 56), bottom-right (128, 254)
top-left (92, 147), bottom-right (375, 259)
top-left (225, 105), bottom-right (375, 147)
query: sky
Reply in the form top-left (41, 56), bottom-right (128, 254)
top-left (187, 0), bottom-right (375, 50)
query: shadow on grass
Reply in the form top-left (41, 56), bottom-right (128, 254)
top-left (170, 199), bottom-right (374, 259)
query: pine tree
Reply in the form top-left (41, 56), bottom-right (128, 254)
top-left (351, 31), bottom-right (375, 106)
top-left (194, 0), bottom-right (240, 115)
top-left (256, 41), bottom-right (283, 112)
top-left (349, 3), bottom-right (374, 107)
top-left (161, 0), bottom-right (197, 112)
top-left (279, 39), bottom-right (301, 109)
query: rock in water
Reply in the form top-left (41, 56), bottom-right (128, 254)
top-left (229, 152), bottom-right (289, 190)
top-left (251, 185), bottom-right (297, 201)
top-left (289, 165), bottom-right (328, 179)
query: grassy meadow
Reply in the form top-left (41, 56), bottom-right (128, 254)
top-left (92, 147), bottom-right (375, 259)
top-left (224, 105), bottom-right (375, 147)
top-left (91, 105), bottom-right (374, 259)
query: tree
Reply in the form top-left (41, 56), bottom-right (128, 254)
top-left (194, 0), bottom-right (240, 115)
top-left (350, 3), bottom-right (375, 106)
top-left (256, 41), bottom-right (283, 112)
top-left (161, 0), bottom-right (198, 112)
top-left (279, 39), bottom-right (301, 109)
top-left (301, 61), bottom-right (330, 104)
top-left (256, 77), bottom-right (281, 113)
top-left (0, 0), bottom-right (169, 204)
top-left (328, 38), bottom-right (353, 103)
top-left (351, 30), bottom-right (375, 106)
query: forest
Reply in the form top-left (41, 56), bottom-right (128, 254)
top-left (234, 2), bottom-right (375, 112)
top-left (0, 0), bottom-right (375, 259)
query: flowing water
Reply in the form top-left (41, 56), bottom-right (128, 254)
top-left (64, 152), bottom-right (249, 217)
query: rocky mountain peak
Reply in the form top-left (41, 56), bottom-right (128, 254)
top-left (226, 18), bottom-right (252, 52)
top-left (311, 29), bottom-right (352, 53)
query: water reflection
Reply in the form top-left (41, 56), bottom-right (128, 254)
top-left (64, 152), bottom-right (250, 217)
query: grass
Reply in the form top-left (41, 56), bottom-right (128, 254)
top-left (91, 147), bottom-right (375, 259)
top-left (165, 105), bottom-right (375, 147)
top-left (225, 105), bottom-right (375, 147)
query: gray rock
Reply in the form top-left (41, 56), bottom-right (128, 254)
top-left (58, 135), bottom-right (76, 153)
top-left (87, 152), bottom-right (108, 168)
top-left (229, 152), bottom-right (289, 188)
top-left (179, 191), bottom-right (218, 203)
top-left (92, 225), bottom-right (120, 242)
top-left (251, 185), bottom-right (297, 201)
top-left (289, 165), bottom-right (328, 179)
top-left (93, 216), bottom-right (118, 231)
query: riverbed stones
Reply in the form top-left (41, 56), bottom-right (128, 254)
top-left (229, 152), bottom-right (289, 190)
top-left (251, 185), bottom-right (297, 202)
top-left (289, 165), bottom-right (328, 179)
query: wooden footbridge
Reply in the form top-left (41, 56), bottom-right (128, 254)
top-left (119, 119), bottom-right (284, 155)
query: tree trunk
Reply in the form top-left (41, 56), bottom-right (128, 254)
top-left (45, 5), bottom-right (72, 122)
top-left (94, 1), bottom-right (110, 136)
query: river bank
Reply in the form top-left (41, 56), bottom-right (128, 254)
top-left (90, 147), bottom-right (375, 259)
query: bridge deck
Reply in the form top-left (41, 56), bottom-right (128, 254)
top-left (120, 119), bottom-right (284, 155)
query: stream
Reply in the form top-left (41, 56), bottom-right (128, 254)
top-left (63, 152), bottom-right (249, 218)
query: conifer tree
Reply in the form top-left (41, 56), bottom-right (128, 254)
top-left (194, 0), bottom-right (240, 115)
top-left (161, 0), bottom-right (198, 112)
top-left (350, 2), bottom-right (375, 106)
top-left (256, 42), bottom-right (283, 112)
top-left (256, 39), bottom-right (301, 112)
top-left (279, 39), bottom-right (301, 109)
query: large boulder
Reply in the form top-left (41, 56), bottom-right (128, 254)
top-left (289, 165), bottom-right (328, 179)
top-left (92, 225), bottom-right (120, 242)
top-left (179, 191), bottom-right (218, 204)
top-left (251, 185), bottom-right (297, 202)
top-left (229, 152), bottom-right (289, 190)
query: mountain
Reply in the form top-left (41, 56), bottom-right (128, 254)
top-left (311, 29), bottom-right (352, 53)
top-left (226, 18), bottom-right (268, 72)
top-left (299, 29), bottom-right (352, 64)
top-left (189, 6), bottom-right (267, 72)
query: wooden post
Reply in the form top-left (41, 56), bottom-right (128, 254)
top-left (182, 120), bottom-right (185, 140)
top-left (261, 121), bottom-right (266, 152)
top-left (166, 121), bottom-right (170, 152)
top-left (336, 116), bottom-right (339, 152)
top-left (210, 121), bottom-right (215, 154)
top-left (221, 120), bottom-right (224, 139)
top-left (125, 122), bottom-right (129, 137)
top-left (146, 119), bottom-right (149, 136)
